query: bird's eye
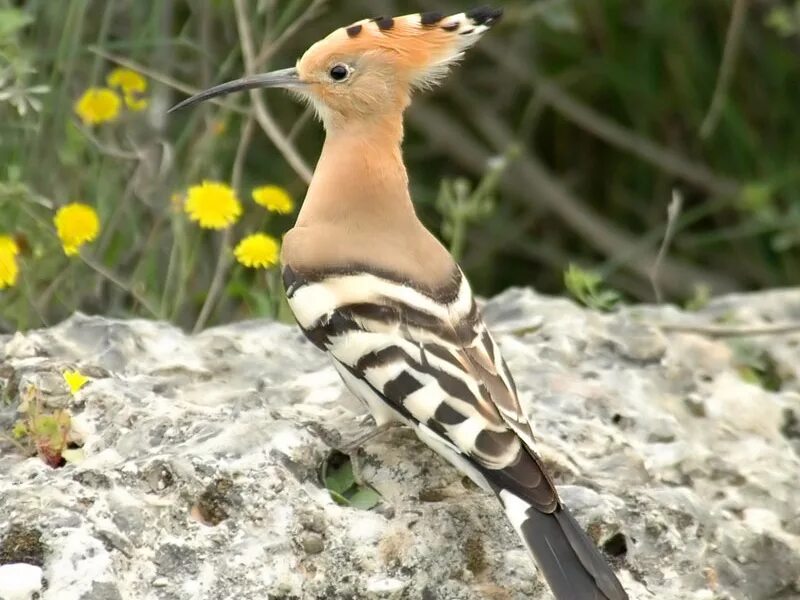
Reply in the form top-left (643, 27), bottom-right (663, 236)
top-left (329, 64), bottom-right (350, 82)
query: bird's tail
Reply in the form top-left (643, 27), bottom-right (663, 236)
top-left (498, 490), bottom-right (628, 600)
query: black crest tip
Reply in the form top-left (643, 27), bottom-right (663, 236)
top-left (420, 11), bottom-right (445, 26)
top-left (346, 24), bottom-right (363, 38)
top-left (374, 16), bottom-right (395, 31)
top-left (466, 6), bottom-right (504, 27)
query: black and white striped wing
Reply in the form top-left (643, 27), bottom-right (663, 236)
top-left (283, 266), bottom-right (559, 513)
top-left (283, 265), bottom-right (630, 599)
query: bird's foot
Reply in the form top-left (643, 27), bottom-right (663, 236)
top-left (312, 420), bottom-right (401, 485)
top-left (337, 420), bottom-right (400, 455)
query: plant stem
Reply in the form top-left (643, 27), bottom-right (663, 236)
top-left (80, 253), bottom-right (159, 317)
top-left (192, 228), bottom-right (231, 333)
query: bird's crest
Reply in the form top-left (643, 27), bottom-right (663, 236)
top-left (300, 7), bottom-right (503, 90)
top-left (168, 7), bottom-right (503, 123)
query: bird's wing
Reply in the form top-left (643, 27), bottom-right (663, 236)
top-left (285, 264), bottom-right (630, 600)
top-left (284, 265), bottom-right (559, 513)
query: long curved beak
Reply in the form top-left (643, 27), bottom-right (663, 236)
top-left (168, 67), bottom-right (304, 113)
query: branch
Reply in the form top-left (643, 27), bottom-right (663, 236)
top-left (478, 41), bottom-right (741, 198)
top-left (650, 190), bottom-right (684, 304)
top-left (700, 0), bottom-right (749, 139)
top-left (655, 322), bottom-right (800, 338)
top-left (254, 0), bottom-right (329, 68)
top-left (88, 47), bottom-right (248, 116)
top-left (94, 29), bottom-right (315, 185)
top-left (233, 0), bottom-right (313, 184)
top-left (408, 102), bottom-right (739, 297)
top-left (80, 254), bottom-right (160, 318)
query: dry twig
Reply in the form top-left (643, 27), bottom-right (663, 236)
top-left (409, 101), bottom-right (739, 297)
top-left (479, 41), bottom-right (741, 198)
top-left (254, 0), bottom-right (329, 68)
top-left (90, 44), bottom-right (312, 185)
top-left (88, 47), bottom-right (248, 116)
top-left (233, 0), bottom-right (313, 184)
top-left (650, 190), bottom-right (684, 304)
top-left (655, 321), bottom-right (800, 338)
top-left (700, 0), bottom-right (750, 139)
top-left (80, 254), bottom-right (160, 318)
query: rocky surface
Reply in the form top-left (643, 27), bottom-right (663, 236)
top-left (1, 288), bottom-right (800, 600)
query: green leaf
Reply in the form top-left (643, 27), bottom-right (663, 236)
top-left (11, 421), bottom-right (27, 439)
top-left (30, 410), bottom-right (70, 450)
top-left (35, 415), bottom-right (60, 440)
top-left (58, 121), bottom-right (89, 168)
top-left (0, 9), bottom-right (33, 38)
top-left (737, 182), bottom-right (774, 215)
top-left (765, 7), bottom-right (798, 37)
top-left (323, 457), bottom-right (356, 495)
top-left (737, 366), bottom-right (761, 386)
top-left (321, 452), bottom-right (381, 510)
top-left (6, 164), bottom-right (21, 183)
top-left (346, 486), bottom-right (381, 510)
top-left (685, 284), bottom-right (711, 311)
top-left (225, 279), bottom-right (249, 299)
top-left (250, 291), bottom-right (275, 317)
top-left (564, 264), bottom-right (621, 312)
top-left (327, 489), bottom-right (351, 507)
top-left (732, 343), bottom-right (785, 391)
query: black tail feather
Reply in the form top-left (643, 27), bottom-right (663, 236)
top-left (500, 491), bottom-right (628, 600)
top-left (554, 507), bottom-right (628, 599)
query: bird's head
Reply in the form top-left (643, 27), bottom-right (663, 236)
top-left (170, 7), bottom-right (502, 128)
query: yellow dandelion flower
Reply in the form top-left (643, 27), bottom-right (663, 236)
top-left (252, 185), bottom-right (294, 215)
top-left (63, 370), bottom-right (89, 394)
top-left (184, 181), bottom-right (242, 230)
top-left (74, 87), bottom-right (121, 126)
top-left (54, 203), bottom-right (101, 256)
top-left (0, 235), bottom-right (20, 290)
top-left (105, 68), bottom-right (148, 113)
top-left (234, 233), bottom-right (280, 269)
top-left (106, 68), bottom-right (147, 95)
top-left (124, 94), bottom-right (148, 112)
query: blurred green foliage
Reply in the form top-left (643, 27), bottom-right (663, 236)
top-left (564, 263), bottom-right (621, 311)
top-left (1, 0), bottom-right (799, 332)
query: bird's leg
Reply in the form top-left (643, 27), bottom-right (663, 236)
top-left (338, 419), bottom-right (400, 454)
top-left (343, 421), bottom-right (401, 485)
top-left (313, 418), bottom-right (402, 485)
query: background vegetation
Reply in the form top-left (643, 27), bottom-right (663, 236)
top-left (1, 0), bottom-right (799, 333)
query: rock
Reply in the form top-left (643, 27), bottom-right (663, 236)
top-left (0, 290), bottom-right (799, 599)
top-left (0, 563), bottom-right (43, 600)
top-left (0, 525), bottom-right (47, 567)
top-left (79, 581), bottom-right (123, 600)
top-left (299, 532), bottom-right (325, 555)
top-left (366, 576), bottom-right (408, 598)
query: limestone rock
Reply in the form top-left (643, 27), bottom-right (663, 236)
top-left (1, 288), bottom-right (799, 599)
top-left (0, 563), bottom-right (43, 600)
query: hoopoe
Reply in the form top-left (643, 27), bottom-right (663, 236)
top-left (172, 7), bottom-right (628, 599)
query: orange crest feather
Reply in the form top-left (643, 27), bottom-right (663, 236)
top-left (300, 8), bottom-right (502, 89)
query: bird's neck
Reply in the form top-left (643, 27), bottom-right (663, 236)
top-left (283, 109), bottom-right (457, 289)
top-left (296, 112), bottom-right (417, 227)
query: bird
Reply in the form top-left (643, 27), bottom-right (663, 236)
top-left (171, 7), bottom-right (628, 600)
